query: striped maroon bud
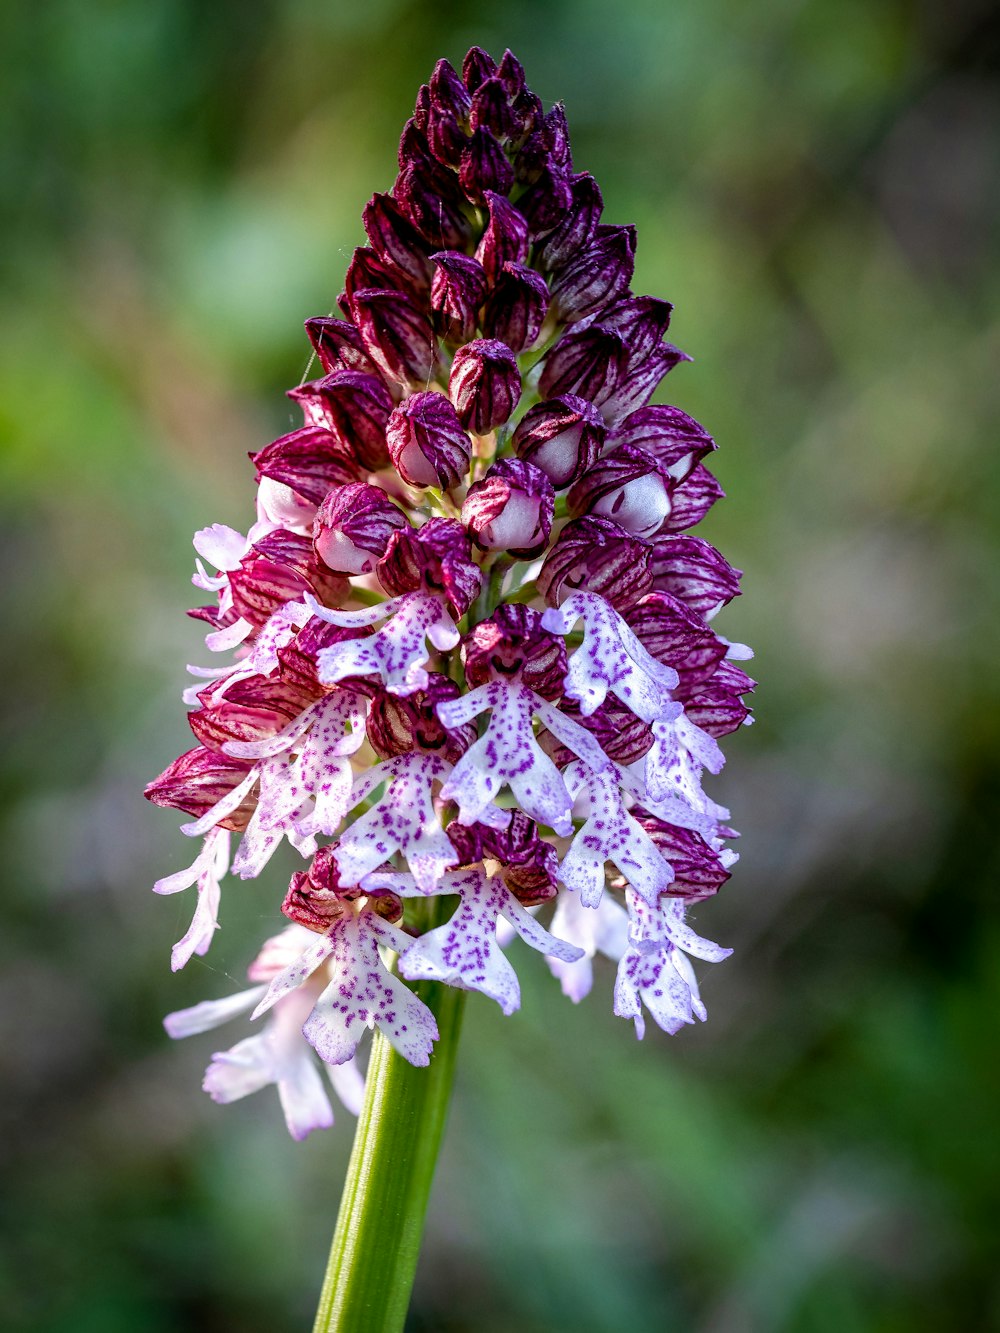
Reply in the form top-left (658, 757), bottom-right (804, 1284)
top-left (550, 224), bottom-right (636, 321)
top-left (430, 57), bottom-right (472, 119)
top-left (283, 848), bottom-right (402, 932)
top-left (475, 191), bottom-right (529, 281)
top-left (462, 603), bottom-right (567, 700)
top-left (304, 317), bottom-right (379, 376)
top-left (626, 591), bottom-right (728, 694)
top-left (541, 694), bottom-right (653, 767)
top-left (342, 247), bottom-right (401, 315)
top-left (430, 250), bottom-right (488, 343)
top-left (512, 395), bottom-right (606, 488)
top-left (287, 371), bottom-right (393, 471)
top-left (362, 193), bottom-right (434, 293)
top-left (459, 125), bottom-right (515, 203)
top-left (386, 392), bottom-right (471, 490)
top-left (145, 746), bottom-right (256, 831)
top-left (366, 674), bottom-right (475, 763)
top-left (516, 101), bottom-right (573, 185)
top-left (394, 134), bottom-right (471, 250)
top-left (229, 531), bottom-right (348, 628)
top-left (633, 814), bottom-right (733, 900)
top-left (377, 517), bottom-right (481, 617)
top-left (482, 261), bottom-right (549, 353)
top-left (609, 405), bottom-right (715, 483)
top-left (597, 295), bottom-right (674, 359)
top-left (497, 49), bottom-right (527, 100)
top-left (462, 46), bottom-right (497, 92)
top-left (648, 535), bottom-right (742, 620)
top-left (662, 463), bottom-right (725, 533)
top-left (462, 458), bottom-right (554, 559)
top-left (447, 811), bottom-right (559, 906)
top-left (252, 427), bottom-right (362, 509)
top-left (351, 288), bottom-right (439, 388)
top-left (682, 660), bottom-right (755, 737)
top-left (535, 172), bottom-right (603, 271)
top-left (469, 76), bottom-right (518, 140)
top-left (568, 443), bottom-right (673, 539)
top-left (537, 515), bottom-right (652, 611)
top-left (540, 325), bottom-right (628, 402)
top-left (597, 344), bottom-right (692, 424)
top-left (313, 483), bottom-right (406, 575)
top-left (449, 338), bottom-right (521, 434)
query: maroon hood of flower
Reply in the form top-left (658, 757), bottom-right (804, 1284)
top-left (276, 616), bottom-right (374, 696)
top-left (626, 591), bottom-right (728, 695)
top-left (512, 394), bottom-right (606, 488)
top-left (229, 530), bottom-right (348, 628)
top-left (541, 693), bottom-right (653, 767)
top-left (366, 673), bottom-right (476, 762)
top-left (461, 457), bottom-right (554, 559)
top-left (282, 847), bottom-right (403, 933)
top-left (681, 660), bottom-right (755, 737)
top-left (449, 338), bottom-right (522, 435)
top-left (537, 515), bottom-right (652, 612)
top-left (633, 813), bottom-right (733, 901)
top-left (648, 534), bottom-right (742, 620)
top-left (145, 746), bottom-right (256, 831)
top-left (447, 811), bottom-right (558, 905)
top-left (567, 443), bottom-right (675, 540)
top-left (313, 482), bottom-right (407, 575)
top-left (385, 391), bottom-right (471, 490)
top-left (287, 371), bottom-right (393, 472)
top-left (462, 603), bottom-right (567, 699)
top-left (251, 427), bottom-right (364, 508)
top-left (377, 518), bottom-right (482, 617)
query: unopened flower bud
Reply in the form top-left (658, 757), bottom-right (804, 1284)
top-left (362, 192), bottom-right (434, 293)
top-left (304, 316), bottom-right (380, 375)
top-left (540, 325), bottom-right (628, 402)
top-left (537, 515), bottom-right (652, 611)
top-left (352, 288), bottom-right (440, 387)
top-left (430, 251), bottom-right (488, 343)
top-left (475, 191), bottom-right (529, 281)
top-left (288, 371), bottom-right (393, 471)
top-left (568, 444), bottom-right (673, 539)
top-left (462, 458), bottom-right (554, 559)
top-left (535, 172), bottom-right (603, 271)
top-left (459, 126), bottom-right (515, 202)
top-left (482, 261), bottom-right (549, 353)
top-left (550, 223), bottom-right (636, 321)
top-left (386, 392), bottom-right (471, 489)
top-left (449, 338), bottom-right (521, 434)
top-left (512, 395), bottom-right (606, 488)
top-left (252, 428), bottom-right (362, 509)
top-left (313, 483), bottom-right (407, 575)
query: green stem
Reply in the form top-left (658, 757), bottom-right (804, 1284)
top-left (312, 979), bottom-right (466, 1333)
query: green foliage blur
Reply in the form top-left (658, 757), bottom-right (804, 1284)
top-left (2, 2), bottom-right (998, 1329)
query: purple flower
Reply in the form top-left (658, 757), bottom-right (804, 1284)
top-left (147, 46), bottom-right (753, 1136)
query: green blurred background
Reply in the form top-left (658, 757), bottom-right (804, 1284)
top-left (2, 1), bottom-right (998, 1329)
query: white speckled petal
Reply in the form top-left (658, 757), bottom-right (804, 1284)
top-left (315, 592), bottom-right (459, 696)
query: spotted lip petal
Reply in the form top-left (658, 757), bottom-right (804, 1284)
top-left (309, 591), bottom-right (460, 697)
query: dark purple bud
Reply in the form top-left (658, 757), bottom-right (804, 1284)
top-left (413, 82), bottom-right (431, 131)
top-left (426, 103), bottom-right (466, 168)
top-left (682, 661), bottom-right (755, 736)
top-left (482, 261), bottom-right (549, 353)
top-left (351, 288), bottom-right (439, 388)
top-left (469, 77), bottom-right (516, 140)
top-left (377, 517), bottom-right (481, 617)
top-left (394, 159), bottom-right (471, 250)
top-left (475, 191), bottom-right (529, 281)
top-left (597, 344), bottom-right (693, 424)
top-left (430, 58), bottom-right (471, 118)
top-left (386, 391), bottom-right (471, 490)
top-left (462, 603), bottom-right (567, 700)
top-left (567, 444), bottom-right (673, 539)
top-left (313, 482), bottom-right (406, 575)
top-left (459, 126), bottom-right (515, 203)
top-left (633, 814), bottom-right (733, 900)
top-left (449, 338), bottom-right (521, 434)
top-left (448, 811), bottom-right (559, 906)
top-left (550, 224), bottom-right (636, 321)
top-left (534, 173), bottom-right (603, 271)
top-left (430, 250), bottom-right (488, 343)
top-left (462, 458), bottom-right (554, 559)
top-left (516, 102), bottom-right (573, 185)
top-left (252, 427), bottom-right (362, 508)
top-left (626, 591), bottom-right (728, 694)
top-left (510, 88), bottom-right (544, 142)
top-left (537, 515), bottom-right (652, 612)
top-left (145, 746), bottom-right (256, 832)
top-left (363, 193), bottom-right (434, 293)
top-left (596, 295), bottom-right (673, 359)
top-left (542, 103), bottom-right (573, 169)
top-left (304, 317), bottom-right (379, 376)
top-left (662, 463), bottom-right (725, 532)
top-left (539, 325), bottom-right (628, 402)
top-left (342, 246), bottom-right (402, 315)
top-left (276, 616), bottom-right (372, 697)
top-left (462, 46), bottom-right (498, 93)
top-left (517, 164), bottom-right (574, 239)
top-left (367, 674), bottom-right (475, 763)
top-left (189, 671), bottom-right (315, 753)
top-left (497, 49), bottom-right (527, 99)
top-left (229, 531), bottom-right (348, 629)
top-left (609, 405), bottom-right (715, 483)
top-left (648, 535), bottom-right (742, 620)
top-left (512, 395), bottom-right (607, 488)
top-left (288, 370), bottom-right (393, 471)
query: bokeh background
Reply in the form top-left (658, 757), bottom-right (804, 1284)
top-left (2, 2), bottom-right (999, 1329)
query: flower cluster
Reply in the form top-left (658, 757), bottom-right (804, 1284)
top-left (147, 47), bottom-right (754, 1139)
